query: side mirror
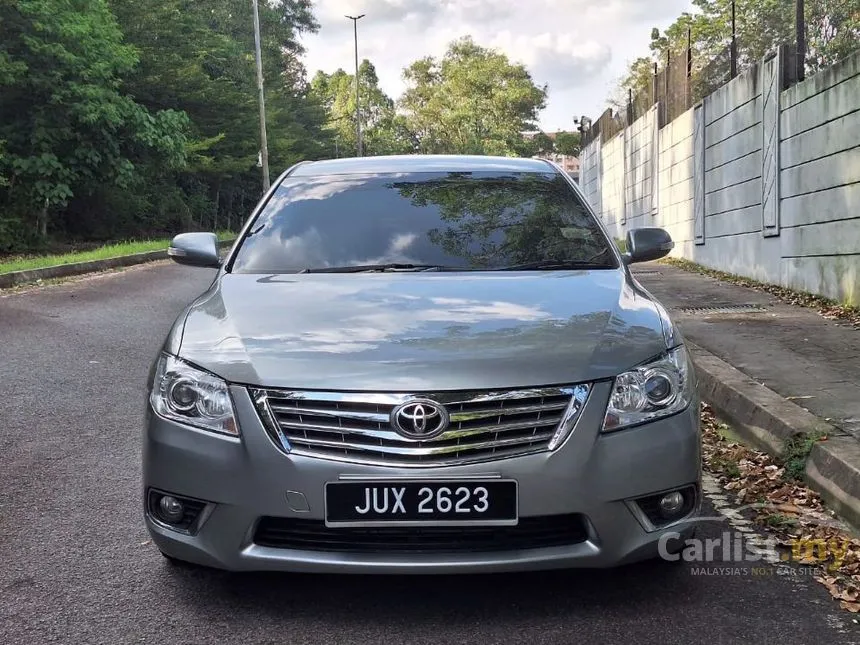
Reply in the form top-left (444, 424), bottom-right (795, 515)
top-left (623, 227), bottom-right (674, 264)
top-left (167, 232), bottom-right (221, 268)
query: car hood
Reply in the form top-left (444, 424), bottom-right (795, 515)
top-left (174, 270), bottom-right (669, 391)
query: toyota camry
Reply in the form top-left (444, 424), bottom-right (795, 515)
top-left (143, 154), bottom-right (701, 573)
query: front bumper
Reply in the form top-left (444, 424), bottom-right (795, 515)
top-left (142, 381), bottom-right (702, 573)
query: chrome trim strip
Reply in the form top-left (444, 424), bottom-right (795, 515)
top-left (449, 401), bottom-right (569, 421)
top-left (336, 473), bottom-right (503, 481)
top-left (269, 400), bottom-right (570, 425)
top-left (254, 390), bottom-right (292, 453)
top-left (261, 386), bottom-right (579, 406)
top-left (548, 384), bottom-right (591, 450)
top-left (287, 431), bottom-right (556, 456)
top-left (269, 404), bottom-right (389, 424)
top-left (276, 417), bottom-right (561, 443)
top-left (285, 445), bottom-right (550, 469)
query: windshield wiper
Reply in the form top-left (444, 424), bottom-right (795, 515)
top-left (299, 263), bottom-right (458, 274)
top-left (492, 260), bottom-right (616, 271)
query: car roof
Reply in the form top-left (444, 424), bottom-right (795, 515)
top-left (288, 154), bottom-right (558, 177)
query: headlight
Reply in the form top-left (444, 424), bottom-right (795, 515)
top-left (149, 354), bottom-right (238, 436)
top-left (602, 345), bottom-right (693, 432)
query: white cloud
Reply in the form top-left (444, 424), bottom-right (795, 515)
top-left (301, 0), bottom-right (693, 131)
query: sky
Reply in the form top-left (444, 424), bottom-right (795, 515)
top-left (299, 0), bottom-right (694, 133)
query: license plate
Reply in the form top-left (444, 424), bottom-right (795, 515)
top-left (324, 480), bottom-right (518, 526)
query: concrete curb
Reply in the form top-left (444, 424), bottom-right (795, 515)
top-left (0, 239), bottom-right (235, 290)
top-left (687, 340), bottom-right (860, 529)
top-left (806, 437), bottom-right (860, 531)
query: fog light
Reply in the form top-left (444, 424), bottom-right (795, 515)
top-left (158, 495), bottom-right (185, 524)
top-left (659, 491), bottom-right (685, 518)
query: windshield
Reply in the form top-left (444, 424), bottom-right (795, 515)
top-left (228, 170), bottom-right (617, 273)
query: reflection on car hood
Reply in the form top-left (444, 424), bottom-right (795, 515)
top-left (175, 270), bottom-right (669, 391)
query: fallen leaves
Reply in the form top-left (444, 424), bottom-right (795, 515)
top-left (701, 403), bottom-right (860, 613)
top-left (663, 258), bottom-right (860, 328)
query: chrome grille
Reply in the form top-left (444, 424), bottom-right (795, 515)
top-left (250, 385), bottom-right (591, 466)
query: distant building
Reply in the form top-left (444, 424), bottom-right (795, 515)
top-left (523, 131), bottom-right (581, 182)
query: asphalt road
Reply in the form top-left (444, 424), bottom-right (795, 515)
top-left (1, 262), bottom-right (858, 645)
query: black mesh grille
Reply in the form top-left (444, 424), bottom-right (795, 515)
top-left (253, 515), bottom-right (589, 553)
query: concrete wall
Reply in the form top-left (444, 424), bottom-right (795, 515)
top-left (600, 132), bottom-right (626, 235)
top-left (579, 137), bottom-right (602, 217)
top-left (656, 107), bottom-right (696, 252)
top-left (581, 49), bottom-right (860, 304)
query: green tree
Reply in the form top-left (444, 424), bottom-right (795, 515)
top-left (0, 0), bottom-right (188, 247)
top-left (530, 132), bottom-right (555, 155)
top-left (399, 37), bottom-right (548, 156)
top-left (554, 131), bottom-right (581, 157)
top-left (105, 0), bottom-right (330, 234)
top-left (612, 0), bottom-right (860, 114)
top-left (311, 61), bottom-right (412, 156)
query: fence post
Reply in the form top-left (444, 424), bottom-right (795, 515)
top-left (665, 49), bottom-right (671, 122)
top-left (652, 62), bottom-right (660, 125)
top-left (730, 0), bottom-right (738, 78)
top-left (686, 27), bottom-right (693, 110)
top-left (761, 49), bottom-right (782, 237)
top-left (627, 88), bottom-right (634, 125)
top-left (693, 103), bottom-right (706, 245)
top-left (796, 0), bottom-right (806, 81)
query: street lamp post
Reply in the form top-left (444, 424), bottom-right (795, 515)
top-left (345, 14), bottom-right (365, 157)
top-left (252, 0), bottom-right (270, 191)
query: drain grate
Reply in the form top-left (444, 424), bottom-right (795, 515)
top-left (632, 270), bottom-right (662, 276)
top-left (679, 304), bottom-right (768, 315)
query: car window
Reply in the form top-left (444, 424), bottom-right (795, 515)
top-left (228, 170), bottom-right (616, 273)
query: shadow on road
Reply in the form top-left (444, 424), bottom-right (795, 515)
top-left (162, 558), bottom-right (701, 624)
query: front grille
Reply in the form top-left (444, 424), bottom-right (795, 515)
top-left (253, 515), bottom-right (590, 553)
top-left (250, 385), bottom-right (590, 466)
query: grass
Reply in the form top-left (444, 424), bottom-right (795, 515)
top-left (782, 430), bottom-right (828, 481)
top-left (0, 231), bottom-right (234, 275)
top-left (762, 512), bottom-right (799, 529)
top-left (710, 454), bottom-right (742, 480)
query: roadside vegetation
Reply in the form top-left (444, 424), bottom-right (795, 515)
top-left (701, 404), bottom-right (860, 613)
top-left (0, 1), bottom-right (579, 259)
top-left (0, 231), bottom-right (234, 275)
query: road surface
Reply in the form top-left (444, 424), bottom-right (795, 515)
top-left (1, 262), bottom-right (857, 644)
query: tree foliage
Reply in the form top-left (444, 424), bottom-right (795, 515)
top-left (0, 0), bottom-right (331, 251)
top-left (310, 61), bottom-right (412, 156)
top-left (0, 0), bottom-right (189, 246)
top-left (0, 6), bottom-right (561, 253)
top-left (554, 132), bottom-right (582, 157)
top-left (613, 0), bottom-right (860, 112)
top-left (399, 37), bottom-right (548, 156)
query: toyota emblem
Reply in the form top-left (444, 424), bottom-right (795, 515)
top-left (391, 399), bottom-right (449, 439)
